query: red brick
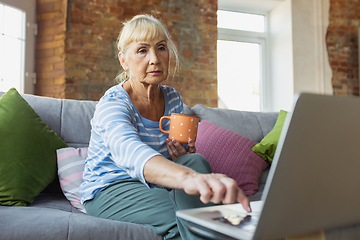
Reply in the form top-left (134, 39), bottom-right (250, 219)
top-left (36, 48), bottom-right (54, 58)
top-left (182, 50), bottom-right (193, 57)
top-left (37, 2), bottom-right (54, 13)
top-left (34, 0), bottom-right (219, 107)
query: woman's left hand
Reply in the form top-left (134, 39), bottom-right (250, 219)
top-left (166, 139), bottom-right (196, 161)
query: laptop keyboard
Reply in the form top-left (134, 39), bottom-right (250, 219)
top-left (212, 214), bottom-right (259, 233)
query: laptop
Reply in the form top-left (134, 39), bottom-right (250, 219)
top-left (176, 93), bottom-right (360, 240)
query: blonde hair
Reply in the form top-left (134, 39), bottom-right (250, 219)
top-left (115, 14), bottom-right (179, 83)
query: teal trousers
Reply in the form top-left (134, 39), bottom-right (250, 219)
top-left (84, 153), bottom-right (213, 240)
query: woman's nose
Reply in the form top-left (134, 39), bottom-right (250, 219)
top-left (149, 50), bottom-right (160, 65)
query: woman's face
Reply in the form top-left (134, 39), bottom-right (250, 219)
top-left (119, 38), bottom-right (170, 85)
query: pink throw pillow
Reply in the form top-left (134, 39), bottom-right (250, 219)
top-left (57, 147), bottom-right (88, 213)
top-left (195, 120), bottom-right (269, 196)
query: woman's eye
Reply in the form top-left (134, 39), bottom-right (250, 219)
top-left (138, 48), bottom-right (147, 54)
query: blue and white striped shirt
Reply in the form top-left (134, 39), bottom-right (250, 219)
top-left (79, 81), bottom-right (184, 203)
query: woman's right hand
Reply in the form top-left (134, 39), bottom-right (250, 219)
top-left (144, 155), bottom-right (251, 212)
top-left (181, 172), bottom-right (251, 212)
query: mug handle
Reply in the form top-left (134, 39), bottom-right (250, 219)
top-left (159, 116), bottom-right (171, 134)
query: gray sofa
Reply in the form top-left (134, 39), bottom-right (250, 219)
top-left (0, 91), bottom-right (277, 239)
top-left (2, 91), bottom-right (358, 239)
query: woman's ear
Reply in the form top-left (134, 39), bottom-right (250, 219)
top-left (118, 52), bottom-right (128, 71)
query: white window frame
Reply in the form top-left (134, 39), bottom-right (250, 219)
top-left (0, 0), bottom-right (36, 94)
top-left (218, 10), bottom-right (269, 111)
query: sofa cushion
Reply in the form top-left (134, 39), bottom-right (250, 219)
top-left (21, 93), bottom-right (62, 137)
top-left (0, 205), bottom-right (162, 240)
top-left (31, 193), bottom-right (83, 213)
top-left (183, 103), bottom-right (194, 115)
top-left (195, 120), bottom-right (269, 196)
top-left (192, 104), bottom-right (278, 143)
top-left (0, 91), bottom-right (96, 148)
top-left (252, 110), bottom-right (287, 163)
top-left (57, 147), bottom-right (87, 213)
top-left (61, 99), bottom-right (97, 148)
top-left (0, 88), bottom-right (68, 206)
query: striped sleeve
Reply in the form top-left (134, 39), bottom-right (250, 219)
top-left (93, 95), bottom-right (161, 186)
top-left (165, 86), bottom-right (184, 114)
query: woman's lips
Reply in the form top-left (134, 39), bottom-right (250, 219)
top-left (149, 71), bottom-right (162, 75)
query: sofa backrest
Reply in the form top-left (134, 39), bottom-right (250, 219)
top-left (0, 92), bottom-right (97, 148)
top-left (191, 104), bottom-right (278, 143)
top-left (0, 92), bottom-right (279, 146)
top-left (60, 99), bottom-right (97, 147)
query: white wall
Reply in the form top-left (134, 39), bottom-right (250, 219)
top-left (292, 0), bottom-right (333, 95)
top-left (268, 0), bottom-right (294, 112)
top-left (268, 0), bottom-right (333, 112)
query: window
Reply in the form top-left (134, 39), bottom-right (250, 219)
top-left (0, 4), bottom-right (25, 93)
top-left (217, 10), bottom-right (268, 112)
top-left (217, 10), bottom-right (265, 32)
top-left (0, 0), bottom-right (36, 94)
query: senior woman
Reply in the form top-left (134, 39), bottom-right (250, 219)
top-left (79, 14), bottom-right (251, 240)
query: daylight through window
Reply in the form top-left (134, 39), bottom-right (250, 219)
top-left (217, 10), bottom-right (267, 112)
top-left (0, 3), bottom-right (25, 93)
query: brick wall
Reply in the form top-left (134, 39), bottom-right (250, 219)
top-left (36, 0), bottom-right (360, 105)
top-left (326, 0), bottom-right (360, 96)
top-left (35, 0), bottom-right (218, 107)
top-left (36, 0), bottom-right (67, 98)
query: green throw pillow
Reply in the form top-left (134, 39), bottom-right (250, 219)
top-left (252, 110), bottom-right (287, 163)
top-left (0, 88), bottom-right (68, 206)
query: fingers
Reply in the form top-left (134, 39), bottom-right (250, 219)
top-left (195, 175), bottom-right (213, 204)
top-left (183, 174), bottom-right (223, 204)
top-left (185, 173), bottom-right (251, 212)
top-left (237, 189), bottom-right (252, 212)
top-left (166, 139), bottom-right (187, 160)
top-left (218, 176), bottom-right (238, 204)
top-left (195, 174), bottom-right (224, 204)
top-left (166, 140), bottom-right (176, 161)
top-left (218, 175), bottom-right (251, 212)
top-left (187, 139), bottom-right (196, 153)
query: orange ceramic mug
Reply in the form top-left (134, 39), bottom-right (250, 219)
top-left (159, 113), bottom-right (200, 144)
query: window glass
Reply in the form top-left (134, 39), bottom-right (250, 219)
top-left (4, 5), bottom-right (23, 38)
top-left (217, 40), bottom-right (261, 111)
top-left (0, 3), bottom-right (25, 92)
top-left (0, 4), bottom-right (3, 33)
top-left (2, 36), bottom-right (24, 91)
top-left (217, 10), bottom-right (265, 33)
